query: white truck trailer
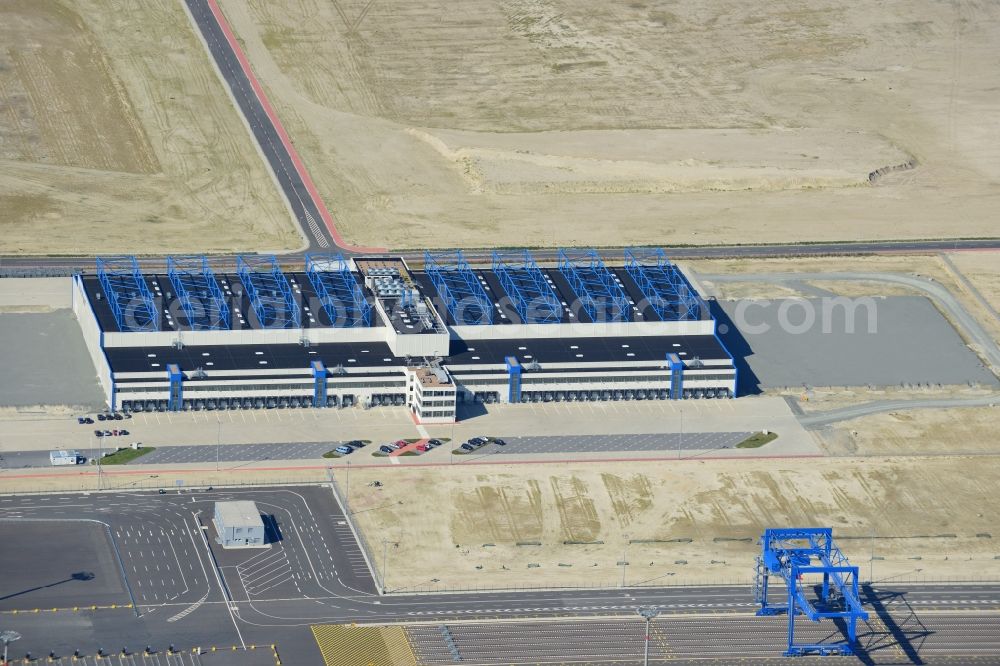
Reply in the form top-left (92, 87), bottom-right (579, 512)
top-left (49, 450), bottom-right (83, 466)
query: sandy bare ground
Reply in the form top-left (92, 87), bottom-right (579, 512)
top-left (0, 0), bottom-right (297, 255)
top-left (945, 251), bottom-right (1000, 331)
top-left (3, 451), bottom-right (996, 589)
top-left (342, 455), bottom-right (1000, 591)
top-left (783, 385), bottom-right (998, 414)
top-left (819, 405), bottom-right (1000, 457)
top-left (217, 0), bottom-right (1000, 249)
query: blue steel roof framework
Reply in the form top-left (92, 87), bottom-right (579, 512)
top-left (166, 256), bottom-right (231, 331)
top-left (557, 249), bottom-right (630, 323)
top-left (754, 527), bottom-right (869, 657)
top-left (236, 255), bottom-right (301, 329)
top-left (491, 250), bottom-right (562, 324)
top-left (424, 250), bottom-right (493, 325)
top-left (95, 256), bottom-right (159, 332)
top-left (624, 248), bottom-right (702, 321)
top-left (305, 254), bottom-right (372, 328)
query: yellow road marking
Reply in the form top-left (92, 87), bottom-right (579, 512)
top-left (311, 624), bottom-right (416, 666)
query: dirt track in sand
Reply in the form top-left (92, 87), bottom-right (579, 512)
top-left (220, 0), bottom-right (1000, 249)
top-left (0, 0), bottom-right (298, 255)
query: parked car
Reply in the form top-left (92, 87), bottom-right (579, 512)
top-left (335, 445), bottom-right (354, 455)
top-left (494, 438), bottom-right (507, 446)
top-left (112, 413), bottom-right (124, 421)
top-left (394, 439), bottom-right (409, 447)
top-left (379, 445), bottom-right (394, 454)
top-left (94, 429), bottom-right (103, 437)
top-left (347, 440), bottom-right (366, 448)
top-left (427, 438), bottom-right (443, 448)
top-left (416, 443), bottom-right (429, 452)
top-left (103, 430), bottom-right (113, 437)
top-left (460, 442), bottom-right (475, 451)
top-left (96, 414), bottom-right (106, 422)
top-left (469, 437), bottom-right (488, 446)
top-left (119, 429), bottom-right (129, 436)
top-left (386, 443), bottom-right (401, 451)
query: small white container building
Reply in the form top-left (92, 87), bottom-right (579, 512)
top-left (49, 450), bottom-right (82, 466)
top-left (213, 500), bottom-right (266, 548)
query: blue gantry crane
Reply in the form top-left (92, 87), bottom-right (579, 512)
top-left (424, 250), bottom-right (493, 325)
top-left (557, 249), bottom-right (630, 323)
top-left (166, 256), bottom-right (230, 331)
top-left (623, 248), bottom-right (702, 321)
top-left (491, 250), bottom-right (562, 324)
top-left (754, 527), bottom-right (869, 657)
top-left (95, 256), bottom-right (159, 332)
top-left (236, 255), bottom-right (301, 329)
top-left (305, 254), bottom-right (371, 327)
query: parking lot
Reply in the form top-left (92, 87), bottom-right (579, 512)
top-left (0, 521), bottom-right (130, 610)
top-left (492, 431), bottom-right (752, 455)
top-left (136, 442), bottom-right (344, 465)
top-left (0, 395), bottom-right (818, 468)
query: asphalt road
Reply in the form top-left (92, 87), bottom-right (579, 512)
top-left (800, 394), bottom-right (1000, 428)
top-left (4, 240), bottom-right (1000, 278)
top-left (181, 0), bottom-right (332, 251)
top-left (2, 487), bottom-right (1000, 665)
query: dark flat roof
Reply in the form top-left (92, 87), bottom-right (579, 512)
top-left (105, 333), bottom-right (732, 375)
top-left (447, 334), bottom-right (732, 366)
top-left (106, 340), bottom-right (401, 374)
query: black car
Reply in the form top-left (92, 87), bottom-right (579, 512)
top-left (347, 440), bottom-right (366, 448)
top-left (113, 413), bottom-right (124, 421)
top-left (96, 414), bottom-right (106, 422)
top-left (94, 429), bottom-right (104, 437)
top-left (495, 438), bottom-right (507, 446)
top-left (379, 445), bottom-right (393, 454)
top-left (460, 442), bottom-right (475, 451)
top-left (427, 438), bottom-right (443, 448)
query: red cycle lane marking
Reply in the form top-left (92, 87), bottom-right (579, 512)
top-left (204, 0), bottom-right (385, 253)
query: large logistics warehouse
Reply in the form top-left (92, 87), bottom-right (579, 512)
top-left (72, 249), bottom-right (736, 424)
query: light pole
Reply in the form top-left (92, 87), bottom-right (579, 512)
top-left (382, 539), bottom-right (388, 593)
top-left (637, 607), bottom-right (659, 666)
top-left (215, 416), bottom-right (221, 472)
top-left (97, 434), bottom-right (102, 491)
top-left (677, 406), bottom-right (683, 459)
top-left (1, 630), bottom-right (21, 665)
top-left (621, 535), bottom-right (629, 588)
top-left (346, 459), bottom-right (351, 510)
top-left (870, 527), bottom-right (876, 584)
